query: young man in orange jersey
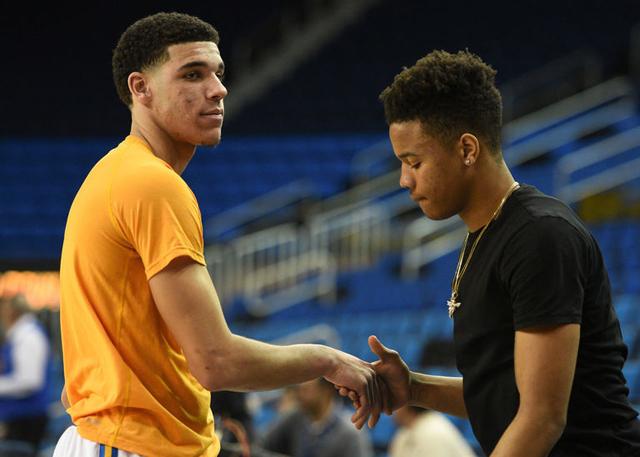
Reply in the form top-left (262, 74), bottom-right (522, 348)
top-left (55, 12), bottom-right (384, 457)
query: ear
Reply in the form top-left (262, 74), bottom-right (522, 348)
top-left (128, 71), bottom-right (152, 107)
top-left (460, 133), bottom-right (480, 166)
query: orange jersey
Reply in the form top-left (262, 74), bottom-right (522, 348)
top-left (60, 135), bottom-right (219, 457)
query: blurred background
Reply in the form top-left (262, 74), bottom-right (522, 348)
top-left (1, 0), bottom-right (640, 455)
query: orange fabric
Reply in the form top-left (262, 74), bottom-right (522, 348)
top-left (60, 135), bottom-right (219, 457)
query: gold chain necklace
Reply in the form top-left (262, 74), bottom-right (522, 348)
top-left (447, 181), bottom-right (520, 318)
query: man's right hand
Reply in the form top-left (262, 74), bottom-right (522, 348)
top-left (323, 348), bottom-right (383, 430)
top-left (335, 335), bottom-right (411, 418)
top-left (367, 335), bottom-right (411, 412)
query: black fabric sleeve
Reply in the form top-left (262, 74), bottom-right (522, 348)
top-left (500, 216), bottom-right (588, 330)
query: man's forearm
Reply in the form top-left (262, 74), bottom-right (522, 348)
top-left (409, 371), bottom-right (467, 417)
top-left (490, 411), bottom-right (564, 456)
top-left (205, 335), bottom-right (337, 391)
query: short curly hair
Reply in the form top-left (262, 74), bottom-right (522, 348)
top-left (112, 12), bottom-right (220, 107)
top-left (379, 50), bottom-right (502, 154)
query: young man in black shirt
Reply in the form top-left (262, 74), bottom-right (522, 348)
top-left (343, 50), bottom-right (640, 456)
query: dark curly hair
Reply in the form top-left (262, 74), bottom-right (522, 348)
top-left (112, 12), bottom-right (220, 107)
top-left (379, 50), bottom-right (502, 154)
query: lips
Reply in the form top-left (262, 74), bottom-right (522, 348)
top-left (200, 109), bottom-right (224, 124)
top-left (202, 109), bottom-right (223, 116)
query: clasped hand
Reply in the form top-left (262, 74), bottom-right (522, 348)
top-left (330, 335), bottom-right (411, 429)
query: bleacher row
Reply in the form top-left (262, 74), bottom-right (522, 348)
top-left (2, 91), bottom-right (639, 260)
top-left (0, 134), bottom-right (386, 260)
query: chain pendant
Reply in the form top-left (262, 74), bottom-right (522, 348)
top-left (447, 291), bottom-right (461, 319)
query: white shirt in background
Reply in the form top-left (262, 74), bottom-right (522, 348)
top-left (390, 411), bottom-right (476, 457)
top-left (0, 314), bottom-right (49, 398)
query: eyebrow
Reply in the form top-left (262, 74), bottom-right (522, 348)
top-left (397, 152), bottom-right (418, 160)
top-left (177, 60), bottom-right (225, 73)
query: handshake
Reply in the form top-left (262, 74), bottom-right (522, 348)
top-left (326, 335), bottom-right (412, 430)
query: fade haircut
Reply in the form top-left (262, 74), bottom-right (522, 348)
top-left (112, 12), bottom-right (220, 107)
top-left (379, 50), bottom-right (503, 154)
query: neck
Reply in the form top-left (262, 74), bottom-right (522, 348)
top-left (130, 116), bottom-right (196, 175)
top-left (459, 159), bottom-right (517, 232)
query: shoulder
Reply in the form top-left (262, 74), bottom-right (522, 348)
top-left (505, 185), bottom-right (592, 249)
top-left (111, 152), bottom-right (194, 206)
top-left (511, 186), bottom-right (588, 234)
top-left (515, 215), bottom-right (587, 247)
top-left (499, 214), bottom-right (593, 280)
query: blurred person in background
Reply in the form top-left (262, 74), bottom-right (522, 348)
top-left (275, 385), bottom-right (298, 415)
top-left (338, 49), bottom-right (640, 456)
top-left (211, 391), bottom-right (254, 457)
top-left (55, 11), bottom-right (384, 457)
top-left (0, 294), bottom-right (50, 454)
top-left (389, 405), bottom-right (475, 457)
top-left (261, 378), bottom-right (373, 457)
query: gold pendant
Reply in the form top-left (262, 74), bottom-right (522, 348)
top-left (447, 292), bottom-right (461, 319)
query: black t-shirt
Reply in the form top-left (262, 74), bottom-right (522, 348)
top-left (453, 184), bottom-right (640, 456)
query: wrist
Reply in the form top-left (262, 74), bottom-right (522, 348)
top-left (316, 344), bottom-right (339, 378)
top-left (408, 371), bottom-right (420, 406)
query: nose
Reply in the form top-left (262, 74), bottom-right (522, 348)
top-left (399, 163), bottom-right (414, 190)
top-left (207, 74), bottom-right (228, 100)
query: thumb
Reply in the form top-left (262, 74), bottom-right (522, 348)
top-left (368, 335), bottom-right (392, 361)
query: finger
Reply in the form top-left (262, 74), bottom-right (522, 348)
top-left (351, 404), bottom-right (365, 426)
top-left (367, 373), bottom-right (375, 416)
top-left (353, 404), bottom-right (368, 430)
top-left (348, 390), bottom-right (357, 403)
top-left (376, 374), bottom-right (391, 425)
top-left (357, 391), bottom-right (371, 426)
top-left (379, 376), bottom-right (393, 415)
top-left (347, 391), bottom-right (361, 411)
top-left (368, 335), bottom-right (392, 361)
top-left (352, 386), bottom-right (371, 428)
top-left (337, 387), bottom-right (350, 398)
top-left (363, 387), bottom-right (373, 428)
top-left (368, 372), bottom-right (381, 429)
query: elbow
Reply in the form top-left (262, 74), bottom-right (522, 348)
top-left (192, 371), bottom-right (217, 391)
top-left (548, 414), bottom-right (567, 441)
top-left (199, 372), bottom-right (234, 392)
top-left (190, 359), bottom-right (231, 391)
top-left (541, 405), bottom-right (567, 440)
top-left (520, 407), bottom-right (567, 443)
top-left (188, 349), bottom-right (239, 392)
top-left (516, 405), bottom-right (567, 445)
top-left (185, 334), bottom-right (241, 391)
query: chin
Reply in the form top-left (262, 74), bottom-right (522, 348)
top-left (198, 131), bottom-right (222, 147)
top-left (422, 209), bottom-right (445, 220)
top-left (420, 202), bottom-right (454, 221)
top-left (200, 138), bottom-right (221, 147)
